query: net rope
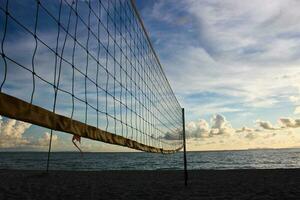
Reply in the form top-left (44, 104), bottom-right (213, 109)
top-left (0, 0), bottom-right (183, 153)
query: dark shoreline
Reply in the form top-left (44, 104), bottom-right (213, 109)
top-left (1, 169), bottom-right (300, 200)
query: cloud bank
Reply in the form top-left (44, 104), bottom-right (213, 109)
top-left (184, 114), bottom-right (300, 151)
top-left (0, 116), bottom-right (59, 149)
top-left (186, 114), bottom-right (300, 139)
top-left (0, 116), bottom-right (31, 148)
top-left (186, 114), bottom-right (234, 139)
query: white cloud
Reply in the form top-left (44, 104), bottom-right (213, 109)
top-left (279, 118), bottom-right (300, 128)
top-left (37, 132), bottom-right (58, 146)
top-left (186, 119), bottom-right (210, 138)
top-left (279, 118), bottom-right (295, 128)
top-left (236, 126), bottom-right (254, 133)
top-left (256, 120), bottom-right (277, 130)
top-left (185, 0), bottom-right (300, 61)
top-left (185, 114), bottom-right (234, 139)
top-left (210, 114), bottom-right (234, 136)
top-left (0, 118), bottom-right (31, 148)
top-left (0, 116), bottom-right (59, 149)
top-left (289, 96), bottom-right (300, 103)
top-left (294, 107), bottom-right (300, 114)
top-left (254, 117), bottom-right (300, 130)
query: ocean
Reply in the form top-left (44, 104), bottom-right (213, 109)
top-left (1, 148), bottom-right (300, 170)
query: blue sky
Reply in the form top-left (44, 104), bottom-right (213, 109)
top-left (136, 0), bottom-right (300, 150)
top-left (136, 0), bottom-right (300, 122)
top-left (2, 0), bottom-right (300, 151)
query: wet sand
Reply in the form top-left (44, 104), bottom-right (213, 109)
top-left (1, 169), bottom-right (300, 200)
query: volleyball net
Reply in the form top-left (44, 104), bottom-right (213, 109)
top-left (0, 0), bottom-right (183, 153)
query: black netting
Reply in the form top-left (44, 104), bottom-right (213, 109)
top-left (0, 0), bottom-right (183, 152)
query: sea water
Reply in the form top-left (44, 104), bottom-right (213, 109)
top-left (1, 148), bottom-right (300, 170)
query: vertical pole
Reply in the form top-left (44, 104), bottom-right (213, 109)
top-left (182, 108), bottom-right (188, 186)
top-left (46, 130), bottom-right (53, 172)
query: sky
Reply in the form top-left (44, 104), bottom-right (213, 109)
top-left (2, 0), bottom-right (300, 151)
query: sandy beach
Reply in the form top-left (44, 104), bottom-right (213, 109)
top-left (1, 169), bottom-right (300, 200)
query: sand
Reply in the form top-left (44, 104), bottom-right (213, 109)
top-left (1, 169), bottom-right (300, 200)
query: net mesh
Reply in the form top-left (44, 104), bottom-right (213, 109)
top-left (0, 0), bottom-right (183, 153)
